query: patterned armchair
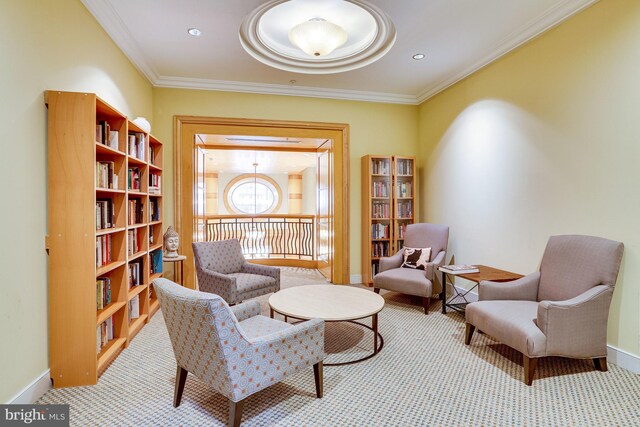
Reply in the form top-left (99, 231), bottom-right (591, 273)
top-left (153, 278), bottom-right (325, 427)
top-left (465, 235), bottom-right (624, 385)
top-left (192, 239), bottom-right (280, 305)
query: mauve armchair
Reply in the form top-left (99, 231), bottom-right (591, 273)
top-left (192, 239), bottom-right (280, 305)
top-left (373, 223), bottom-right (449, 314)
top-left (465, 235), bottom-right (624, 385)
top-left (154, 278), bottom-right (325, 427)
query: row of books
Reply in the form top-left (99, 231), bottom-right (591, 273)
top-left (129, 259), bottom-right (144, 287)
top-left (397, 223), bottom-right (408, 240)
top-left (150, 250), bottom-right (163, 275)
top-left (371, 242), bottom-right (390, 258)
top-left (96, 121), bottom-right (119, 150)
top-left (96, 161), bottom-right (118, 189)
top-left (127, 228), bottom-right (142, 256)
top-left (149, 172), bottom-right (161, 195)
top-left (128, 199), bottom-right (144, 225)
top-left (96, 234), bottom-right (113, 268)
top-left (372, 223), bottom-right (390, 239)
top-left (149, 199), bottom-right (160, 222)
top-left (128, 167), bottom-right (141, 191)
top-left (371, 181), bottom-right (389, 197)
top-left (128, 295), bottom-right (140, 322)
top-left (396, 182), bottom-right (413, 198)
top-left (371, 201), bottom-right (390, 219)
top-left (96, 198), bottom-right (115, 230)
top-left (371, 262), bottom-right (380, 276)
top-left (371, 159), bottom-right (390, 175)
top-left (96, 316), bottom-right (114, 354)
top-left (397, 201), bottom-right (413, 218)
top-left (128, 133), bottom-right (146, 161)
top-left (96, 277), bottom-right (112, 310)
top-left (396, 159), bottom-right (414, 176)
top-left (149, 145), bottom-right (158, 165)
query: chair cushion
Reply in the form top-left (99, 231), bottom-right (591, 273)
top-left (238, 315), bottom-right (292, 341)
top-left (229, 273), bottom-right (276, 294)
top-left (373, 267), bottom-right (432, 297)
top-left (402, 247), bottom-right (432, 270)
top-left (466, 300), bottom-right (546, 357)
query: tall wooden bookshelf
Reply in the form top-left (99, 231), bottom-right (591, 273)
top-left (46, 91), bottom-right (164, 388)
top-left (361, 155), bottom-right (417, 285)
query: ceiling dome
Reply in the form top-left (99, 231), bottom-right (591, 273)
top-left (239, 0), bottom-right (396, 74)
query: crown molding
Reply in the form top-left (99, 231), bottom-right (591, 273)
top-left (416, 0), bottom-right (599, 103)
top-left (81, 0), bottom-right (597, 106)
top-left (80, 0), bottom-right (159, 82)
top-left (154, 76), bottom-right (418, 104)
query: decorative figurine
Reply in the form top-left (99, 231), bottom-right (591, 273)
top-left (163, 226), bottom-right (180, 259)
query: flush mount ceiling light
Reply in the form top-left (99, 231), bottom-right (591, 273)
top-left (239, 0), bottom-right (396, 74)
top-left (188, 28), bottom-right (202, 37)
top-left (412, 53), bottom-right (426, 60)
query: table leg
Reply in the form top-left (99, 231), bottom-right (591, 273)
top-left (441, 271), bottom-right (447, 314)
top-left (372, 313), bottom-right (378, 353)
top-left (270, 307), bottom-right (274, 319)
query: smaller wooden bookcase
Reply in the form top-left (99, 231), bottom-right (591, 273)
top-left (361, 155), bottom-right (417, 285)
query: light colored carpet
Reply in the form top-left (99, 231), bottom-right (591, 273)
top-left (39, 268), bottom-right (640, 426)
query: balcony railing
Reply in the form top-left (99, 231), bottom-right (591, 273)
top-left (204, 214), bottom-right (315, 260)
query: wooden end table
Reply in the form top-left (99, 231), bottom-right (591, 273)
top-left (439, 265), bottom-right (523, 314)
top-left (269, 285), bottom-right (385, 366)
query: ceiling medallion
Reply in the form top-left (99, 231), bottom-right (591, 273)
top-left (239, 0), bottom-right (396, 74)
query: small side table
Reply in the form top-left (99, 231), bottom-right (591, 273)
top-left (439, 265), bottom-right (523, 314)
top-left (163, 255), bottom-right (187, 285)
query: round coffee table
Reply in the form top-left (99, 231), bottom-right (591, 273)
top-left (268, 285), bottom-right (384, 365)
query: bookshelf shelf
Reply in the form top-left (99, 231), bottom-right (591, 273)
top-left (150, 273), bottom-right (163, 281)
top-left (149, 243), bottom-right (163, 252)
top-left (97, 337), bottom-right (127, 370)
top-left (97, 301), bottom-right (126, 325)
top-left (361, 155), bottom-right (417, 285)
top-left (46, 91), bottom-right (163, 388)
top-left (128, 283), bottom-right (147, 300)
top-left (96, 227), bottom-right (126, 237)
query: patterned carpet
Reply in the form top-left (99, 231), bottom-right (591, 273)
top-left (39, 268), bottom-right (640, 426)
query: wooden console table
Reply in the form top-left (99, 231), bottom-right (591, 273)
top-left (439, 265), bottom-right (523, 314)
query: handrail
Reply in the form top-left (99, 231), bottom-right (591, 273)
top-left (203, 214), bottom-right (315, 260)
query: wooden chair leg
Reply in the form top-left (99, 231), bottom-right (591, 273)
top-left (174, 366), bottom-right (188, 407)
top-left (593, 357), bottom-right (608, 372)
top-left (524, 356), bottom-right (538, 386)
top-left (313, 361), bottom-right (323, 398)
top-left (374, 288), bottom-right (381, 294)
top-left (229, 399), bottom-right (244, 427)
top-left (423, 297), bottom-right (430, 314)
top-left (464, 323), bottom-right (475, 345)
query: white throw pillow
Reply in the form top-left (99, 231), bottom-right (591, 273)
top-left (401, 247), bottom-right (431, 270)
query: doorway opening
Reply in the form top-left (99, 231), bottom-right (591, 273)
top-left (174, 116), bottom-right (349, 287)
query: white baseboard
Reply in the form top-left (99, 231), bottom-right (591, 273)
top-left (607, 345), bottom-right (640, 374)
top-left (350, 274), bottom-right (363, 285)
top-left (450, 286), bottom-right (640, 373)
top-left (6, 370), bottom-right (51, 404)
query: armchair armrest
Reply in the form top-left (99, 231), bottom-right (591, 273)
top-left (241, 263), bottom-right (280, 282)
top-left (230, 300), bottom-right (261, 322)
top-left (426, 250), bottom-right (446, 281)
top-left (379, 250), bottom-right (404, 273)
top-left (537, 285), bottom-right (613, 357)
top-left (197, 267), bottom-right (237, 301)
top-left (478, 272), bottom-right (540, 301)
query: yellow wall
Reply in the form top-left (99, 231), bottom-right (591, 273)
top-left (0, 0), bottom-right (153, 402)
top-left (418, 0), bottom-right (640, 357)
top-left (152, 88), bottom-right (419, 277)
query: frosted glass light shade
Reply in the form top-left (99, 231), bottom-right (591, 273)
top-left (288, 18), bottom-right (348, 57)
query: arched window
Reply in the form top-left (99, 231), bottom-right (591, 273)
top-left (224, 174), bottom-right (282, 214)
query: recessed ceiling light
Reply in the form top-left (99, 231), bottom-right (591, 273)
top-left (412, 53), bottom-right (426, 60)
top-left (188, 28), bottom-right (202, 37)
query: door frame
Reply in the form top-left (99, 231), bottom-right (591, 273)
top-left (174, 115), bottom-right (350, 287)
